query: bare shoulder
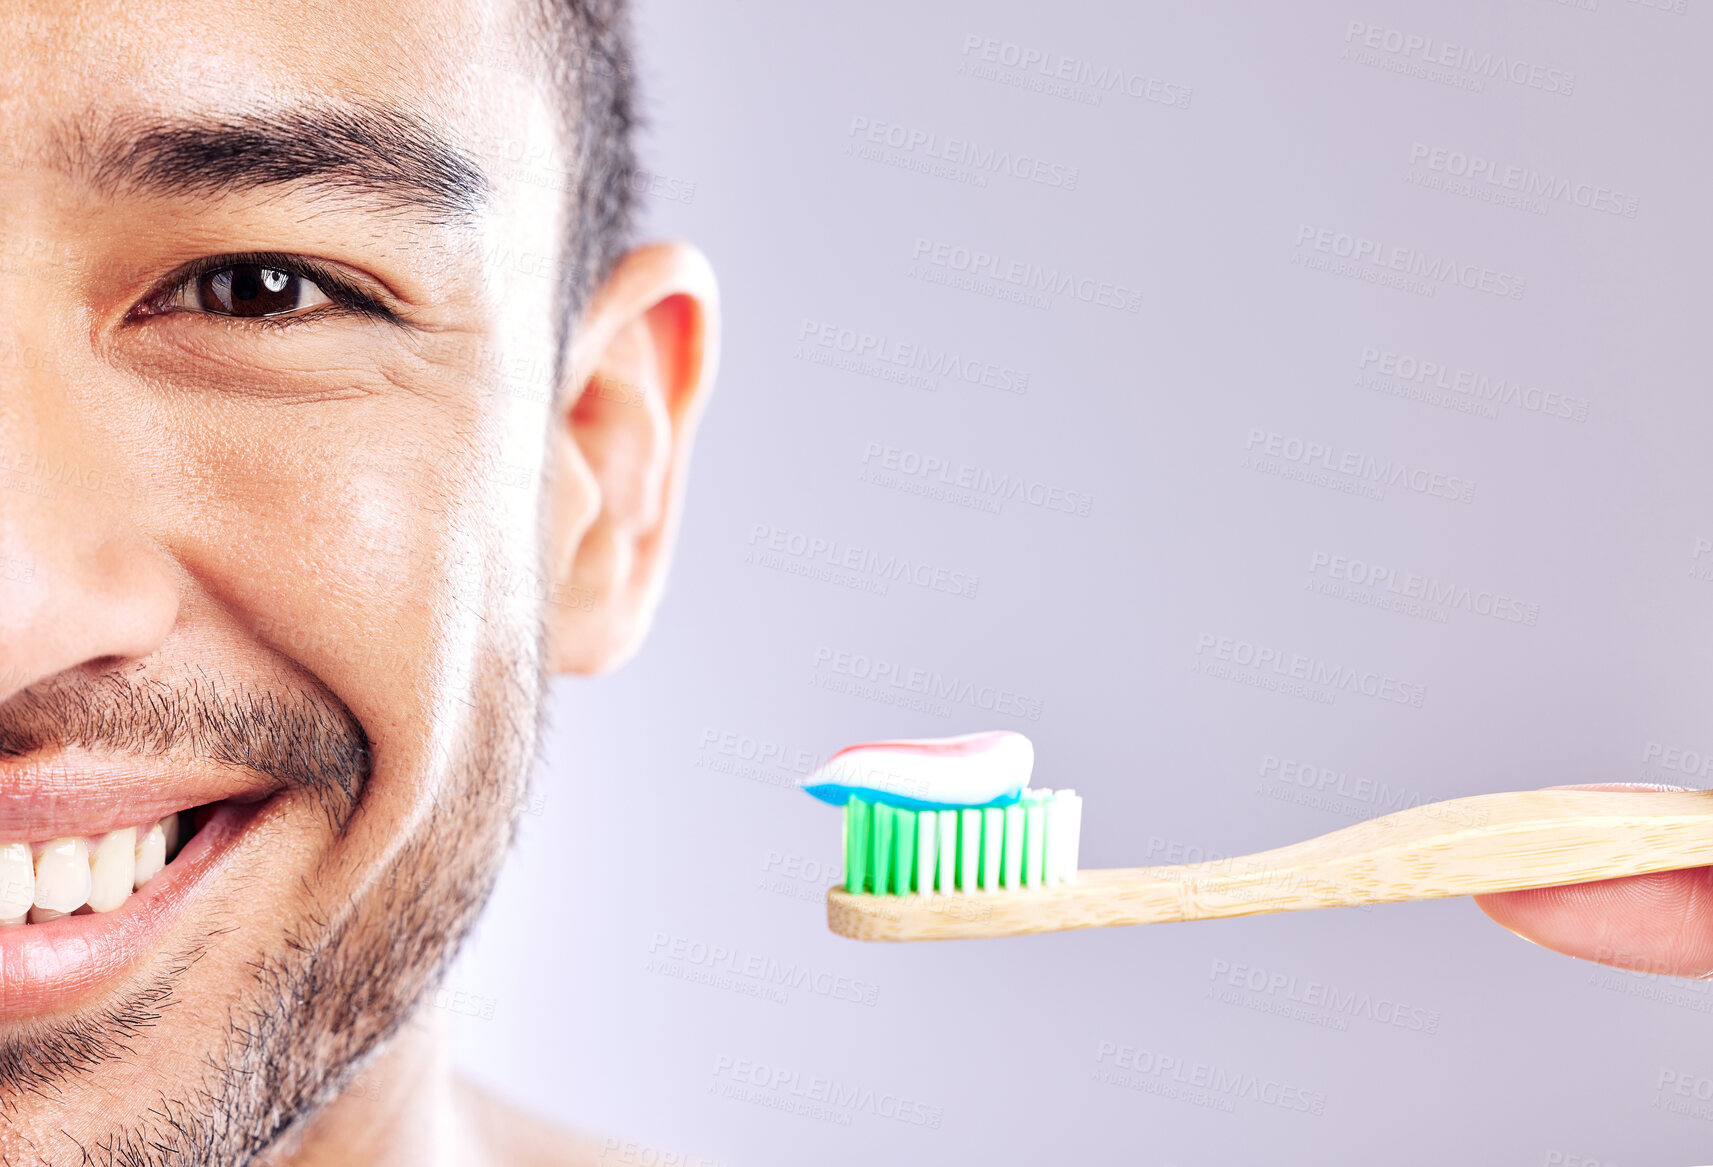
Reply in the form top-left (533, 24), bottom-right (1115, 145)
top-left (456, 1077), bottom-right (608, 1167)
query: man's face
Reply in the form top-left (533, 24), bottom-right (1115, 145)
top-left (0, 1), bottom-right (708, 1159)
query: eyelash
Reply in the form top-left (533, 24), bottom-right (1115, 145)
top-left (135, 251), bottom-right (403, 328)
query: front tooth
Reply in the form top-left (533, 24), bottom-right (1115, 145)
top-left (88, 829), bottom-right (136, 913)
top-left (33, 837), bottom-right (90, 913)
top-left (162, 813), bottom-right (181, 859)
top-left (0, 843), bottom-right (33, 925)
top-left (134, 821), bottom-right (167, 889)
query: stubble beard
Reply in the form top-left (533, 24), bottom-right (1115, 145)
top-left (0, 638), bottom-right (544, 1166)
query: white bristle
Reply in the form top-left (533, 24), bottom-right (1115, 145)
top-left (959, 808), bottom-right (982, 891)
top-left (936, 809), bottom-right (958, 893)
top-left (1033, 789), bottom-right (1079, 887)
top-left (1002, 804), bottom-right (1025, 888)
top-left (915, 811), bottom-right (937, 896)
top-left (1023, 800), bottom-right (1046, 887)
top-left (1044, 794), bottom-right (1064, 886)
top-left (1062, 792), bottom-right (1082, 882)
top-left (980, 807), bottom-right (1003, 891)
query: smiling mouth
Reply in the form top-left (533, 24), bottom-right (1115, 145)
top-left (0, 787), bottom-right (282, 1015)
top-left (0, 809), bottom-right (202, 924)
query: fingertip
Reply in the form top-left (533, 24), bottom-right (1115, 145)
top-left (1472, 892), bottom-right (1542, 947)
top-left (1474, 869), bottom-right (1713, 977)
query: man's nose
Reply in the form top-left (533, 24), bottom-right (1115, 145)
top-left (0, 352), bottom-right (178, 704)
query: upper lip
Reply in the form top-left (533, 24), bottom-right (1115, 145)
top-left (0, 748), bottom-right (282, 840)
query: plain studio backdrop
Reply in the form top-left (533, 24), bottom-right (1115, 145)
top-left (449, 1), bottom-right (1713, 1163)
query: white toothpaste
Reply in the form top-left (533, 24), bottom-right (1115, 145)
top-left (801, 730), bottom-right (1034, 809)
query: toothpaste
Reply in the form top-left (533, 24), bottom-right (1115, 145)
top-left (800, 731), bottom-right (1034, 810)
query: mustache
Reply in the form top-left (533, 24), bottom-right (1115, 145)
top-left (0, 670), bottom-right (370, 817)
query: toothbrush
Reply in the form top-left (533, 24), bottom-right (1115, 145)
top-left (803, 734), bottom-right (1713, 943)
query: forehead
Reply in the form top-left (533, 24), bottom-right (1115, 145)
top-left (0, 0), bottom-right (553, 176)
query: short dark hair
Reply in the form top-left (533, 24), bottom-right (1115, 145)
top-left (525, 0), bottom-right (640, 386)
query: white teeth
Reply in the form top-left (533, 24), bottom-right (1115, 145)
top-left (88, 829), bottom-right (136, 913)
top-left (33, 837), bottom-right (90, 913)
top-left (0, 816), bottom-right (189, 927)
top-left (0, 844), bottom-right (33, 925)
top-left (134, 822), bottom-right (167, 889)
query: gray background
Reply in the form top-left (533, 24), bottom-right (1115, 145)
top-left (451, 1), bottom-right (1713, 1163)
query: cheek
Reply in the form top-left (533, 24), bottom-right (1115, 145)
top-left (145, 401), bottom-right (542, 780)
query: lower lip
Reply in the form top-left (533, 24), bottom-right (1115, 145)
top-left (0, 798), bottom-right (270, 1016)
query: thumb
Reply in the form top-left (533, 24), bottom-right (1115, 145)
top-left (1473, 783), bottom-right (1713, 977)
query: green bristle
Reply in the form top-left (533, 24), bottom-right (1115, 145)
top-left (893, 806), bottom-right (917, 893)
top-left (840, 791), bottom-right (1081, 895)
top-left (845, 797), bottom-right (872, 892)
top-left (873, 804), bottom-right (895, 894)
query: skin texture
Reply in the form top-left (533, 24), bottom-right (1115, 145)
top-left (0, 1), bottom-right (717, 1163)
top-left (1475, 784), bottom-right (1713, 979)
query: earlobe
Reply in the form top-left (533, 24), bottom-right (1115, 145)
top-left (543, 243), bottom-right (719, 675)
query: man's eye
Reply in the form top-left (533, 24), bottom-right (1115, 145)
top-left (172, 263), bottom-right (333, 318)
top-left (128, 254), bottom-right (403, 328)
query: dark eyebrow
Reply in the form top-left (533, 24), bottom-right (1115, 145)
top-left (62, 103), bottom-right (491, 225)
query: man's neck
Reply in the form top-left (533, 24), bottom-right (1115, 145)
top-left (261, 1005), bottom-right (602, 1167)
top-left (259, 1007), bottom-right (471, 1167)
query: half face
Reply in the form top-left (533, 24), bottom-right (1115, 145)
top-left (0, 0), bottom-right (616, 1157)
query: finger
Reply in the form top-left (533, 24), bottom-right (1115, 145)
top-left (1473, 782), bottom-right (1713, 976)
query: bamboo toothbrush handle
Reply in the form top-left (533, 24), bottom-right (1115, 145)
top-left (826, 788), bottom-right (1713, 942)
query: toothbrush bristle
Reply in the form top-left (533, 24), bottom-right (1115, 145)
top-left (841, 789), bottom-right (1082, 894)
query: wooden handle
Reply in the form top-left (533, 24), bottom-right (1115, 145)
top-left (826, 788), bottom-right (1713, 942)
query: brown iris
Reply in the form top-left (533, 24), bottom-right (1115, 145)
top-left (196, 264), bottom-right (303, 317)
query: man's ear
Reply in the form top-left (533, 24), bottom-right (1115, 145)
top-left (544, 241), bottom-right (719, 675)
